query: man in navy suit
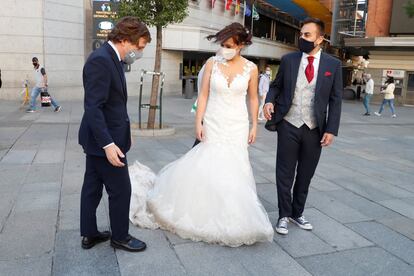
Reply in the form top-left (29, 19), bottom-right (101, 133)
top-left (263, 18), bottom-right (342, 235)
top-left (79, 17), bottom-right (151, 251)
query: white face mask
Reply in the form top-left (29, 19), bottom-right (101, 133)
top-left (220, 47), bottom-right (237, 60)
top-left (265, 70), bottom-right (271, 75)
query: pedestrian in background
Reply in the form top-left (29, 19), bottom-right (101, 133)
top-left (258, 65), bottom-right (271, 120)
top-left (362, 73), bottom-right (374, 116)
top-left (375, 76), bottom-right (397, 118)
top-left (26, 57), bottom-right (61, 113)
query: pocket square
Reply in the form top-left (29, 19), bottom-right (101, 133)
top-left (325, 71), bottom-right (332, 77)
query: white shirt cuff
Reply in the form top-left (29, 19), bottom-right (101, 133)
top-left (103, 142), bottom-right (114, 149)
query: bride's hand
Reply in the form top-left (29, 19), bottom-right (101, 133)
top-left (248, 126), bottom-right (257, 145)
top-left (195, 122), bottom-right (204, 141)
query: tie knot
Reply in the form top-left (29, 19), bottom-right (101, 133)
top-left (307, 56), bottom-right (315, 64)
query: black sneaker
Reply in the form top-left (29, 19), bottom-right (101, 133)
top-left (275, 217), bottom-right (289, 235)
top-left (26, 109), bottom-right (35, 113)
top-left (54, 106), bottom-right (61, 112)
top-left (289, 216), bottom-right (313, 230)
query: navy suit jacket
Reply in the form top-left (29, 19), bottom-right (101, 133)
top-left (79, 42), bottom-right (131, 157)
top-left (265, 51), bottom-right (343, 137)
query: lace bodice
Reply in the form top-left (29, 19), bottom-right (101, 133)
top-left (209, 56), bottom-right (255, 98)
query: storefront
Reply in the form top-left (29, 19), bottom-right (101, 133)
top-left (344, 37), bottom-right (414, 105)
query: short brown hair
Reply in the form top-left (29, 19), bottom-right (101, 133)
top-left (302, 17), bottom-right (325, 36)
top-left (108, 16), bottom-right (151, 44)
top-left (207, 22), bottom-right (252, 46)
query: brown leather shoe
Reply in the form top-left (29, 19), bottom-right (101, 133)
top-left (110, 234), bottom-right (147, 252)
top-left (81, 231), bottom-right (111, 249)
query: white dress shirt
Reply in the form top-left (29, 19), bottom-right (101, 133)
top-left (103, 40), bottom-right (122, 149)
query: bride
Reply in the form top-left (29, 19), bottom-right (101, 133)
top-left (129, 23), bottom-right (274, 247)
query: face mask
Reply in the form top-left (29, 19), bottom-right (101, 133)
top-left (265, 70), bottom-right (271, 75)
top-left (123, 48), bottom-right (143, 65)
top-left (220, 47), bottom-right (237, 60)
top-left (298, 37), bottom-right (317, 54)
top-left (33, 63), bottom-right (38, 67)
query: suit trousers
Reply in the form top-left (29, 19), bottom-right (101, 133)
top-left (80, 155), bottom-right (131, 241)
top-left (276, 120), bottom-right (322, 219)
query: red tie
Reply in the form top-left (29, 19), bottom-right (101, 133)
top-left (305, 56), bottom-right (315, 83)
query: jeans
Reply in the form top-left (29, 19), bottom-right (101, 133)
top-left (363, 94), bottom-right (372, 114)
top-left (30, 86), bottom-right (59, 110)
top-left (378, 99), bottom-right (396, 115)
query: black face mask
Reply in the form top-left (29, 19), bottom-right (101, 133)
top-left (33, 63), bottom-right (38, 67)
top-left (298, 37), bottom-right (317, 54)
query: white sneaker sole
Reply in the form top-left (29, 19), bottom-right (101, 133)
top-left (289, 218), bottom-right (313, 230)
top-left (275, 227), bottom-right (288, 235)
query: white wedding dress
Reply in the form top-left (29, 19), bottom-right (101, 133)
top-left (129, 56), bottom-right (274, 247)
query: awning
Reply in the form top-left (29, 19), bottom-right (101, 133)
top-left (291, 0), bottom-right (332, 34)
top-left (263, 0), bottom-right (308, 21)
top-left (263, 0), bottom-right (332, 34)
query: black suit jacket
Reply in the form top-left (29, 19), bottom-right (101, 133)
top-left (265, 51), bottom-right (343, 136)
top-left (79, 42), bottom-right (131, 157)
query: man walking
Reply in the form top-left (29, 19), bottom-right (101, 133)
top-left (26, 57), bottom-right (61, 113)
top-left (264, 18), bottom-right (342, 235)
top-left (258, 66), bottom-right (271, 120)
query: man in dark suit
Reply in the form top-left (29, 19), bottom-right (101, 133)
top-left (263, 18), bottom-right (342, 235)
top-left (79, 17), bottom-right (151, 251)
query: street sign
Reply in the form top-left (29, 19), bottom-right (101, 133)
top-left (92, 1), bottom-right (119, 39)
top-left (382, 69), bottom-right (405, 79)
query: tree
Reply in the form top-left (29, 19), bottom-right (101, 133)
top-left (118, 0), bottom-right (189, 129)
top-left (404, 1), bottom-right (414, 18)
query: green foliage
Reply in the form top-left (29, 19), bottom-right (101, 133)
top-left (404, 0), bottom-right (414, 18)
top-left (118, 0), bottom-right (189, 27)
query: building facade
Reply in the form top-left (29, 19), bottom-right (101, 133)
top-left (342, 0), bottom-right (414, 105)
top-left (0, 0), bottom-right (85, 100)
top-left (1, 0), bottom-right (300, 100)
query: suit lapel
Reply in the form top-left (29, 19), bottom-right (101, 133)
top-left (104, 43), bottom-right (127, 100)
top-left (315, 53), bottom-right (327, 97)
top-left (290, 52), bottom-right (302, 100)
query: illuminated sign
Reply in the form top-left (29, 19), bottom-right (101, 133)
top-left (93, 1), bottom-right (118, 39)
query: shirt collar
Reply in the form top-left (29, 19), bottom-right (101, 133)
top-left (108, 40), bottom-right (121, 61)
top-left (302, 49), bottom-right (322, 61)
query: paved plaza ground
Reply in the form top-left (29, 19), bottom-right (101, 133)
top-left (0, 96), bottom-right (413, 275)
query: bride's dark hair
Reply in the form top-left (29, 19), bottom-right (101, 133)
top-left (207, 22), bottom-right (252, 46)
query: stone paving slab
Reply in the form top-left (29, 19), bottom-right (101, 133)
top-left (0, 254), bottom-right (52, 276)
top-left (347, 221), bottom-right (414, 265)
top-left (324, 189), bottom-right (400, 221)
top-left (297, 247), bottom-right (414, 276)
top-left (273, 222), bottom-right (336, 258)
top-left (33, 149), bottom-right (65, 164)
top-left (306, 190), bottom-right (371, 223)
top-left (116, 227), bottom-right (186, 276)
top-left (0, 210), bottom-right (57, 260)
top-left (0, 149), bottom-right (37, 164)
top-left (378, 199), bottom-right (414, 220)
top-left (378, 216), bottom-right (414, 240)
top-left (173, 241), bottom-right (311, 276)
top-left (52, 229), bottom-right (120, 276)
top-left (305, 208), bottom-right (373, 251)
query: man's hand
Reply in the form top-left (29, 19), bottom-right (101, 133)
top-left (104, 144), bottom-right (125, 167)
top-left (320, 133), bottom-right (335, 147)
top-left (263, 103), bottom-right (274, 120)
